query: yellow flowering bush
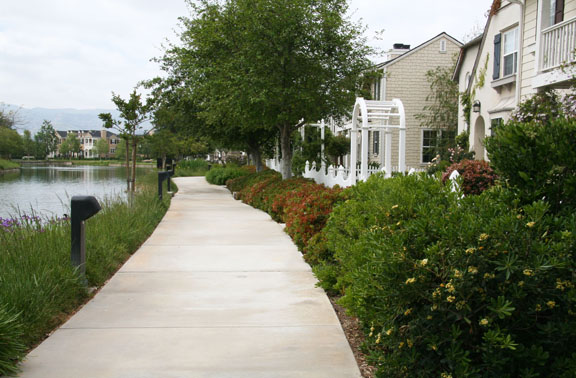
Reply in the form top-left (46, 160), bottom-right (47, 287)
top-left (309, 174), bottom-right (576, 377)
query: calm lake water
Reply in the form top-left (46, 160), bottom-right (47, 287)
top-left (0, 165), bottom-right (152, 219)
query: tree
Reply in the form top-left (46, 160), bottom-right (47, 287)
top-left (158, 0), bottom-right (372, 178)
top-left (94, 138), bottom-right (110, 159)
top-left (22, 130), bottom-right (35, 158)
top-left (34, 120), bottom-right (58, 159)
top-left (61, 133), bottom-right (81, 158)
top-left (415, 64), bottom-right (460, 161)
top-left (99, 90), bottom-right (150, 191)
top-left (114, 139), bottom-right (127, 161)
top-left (0, 128), bottom-right (23, 159)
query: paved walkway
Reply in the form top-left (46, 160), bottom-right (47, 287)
top-left (19, 177), bottom-right (360, 378)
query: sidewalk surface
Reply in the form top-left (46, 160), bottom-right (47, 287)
top-left (19, 177), bottom-right (360, 378)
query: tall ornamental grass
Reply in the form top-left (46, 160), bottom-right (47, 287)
top-left (0, 171), bottom-right (171, 375)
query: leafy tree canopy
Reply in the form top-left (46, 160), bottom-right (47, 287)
top-left (155, 0), bottom-right (372, 177)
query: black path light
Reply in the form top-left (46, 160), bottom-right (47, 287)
top-left (158, 171), bottom-right (171, 200)
top-left (71, 196), bottom-right (101, 279)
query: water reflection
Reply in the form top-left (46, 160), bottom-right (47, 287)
top-left (0, 165), bottom-right (151, 219)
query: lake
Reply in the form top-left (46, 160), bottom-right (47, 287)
top-left (0, 165), bottom-right (152, 219)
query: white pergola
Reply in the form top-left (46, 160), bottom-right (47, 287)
top-left (346, 98), bottom-right (406, 180)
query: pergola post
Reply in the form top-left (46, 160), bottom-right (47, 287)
top-left (385, 129), bottom-right (392, 178)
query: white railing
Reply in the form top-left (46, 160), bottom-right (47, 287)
top-left (540, 17), bottom-right (576, 71)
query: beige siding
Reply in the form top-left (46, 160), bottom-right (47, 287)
top-left (566, 1), bottom-right (576, 20)
top-left (370, 37), bottom-right (461, 168)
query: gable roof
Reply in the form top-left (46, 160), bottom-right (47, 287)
top-left (374, 32), bottom-right (463, 70)
top-left (452, 34), bottom-right (483, 81)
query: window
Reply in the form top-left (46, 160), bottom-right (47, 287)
top-left (546, 0), bottom-right (564, 27)
top-left (422, 129), bottom-right (456, 163)
top-left (503, 28), bottom-right (518, 76)
top-left (491, 118), bottom-right (503, 136)
top-left (440, 39), bottom-right (447, 53)
top-left (373, 79), bottom-right (381, 101)
top-left (111, 148), bottom-right (116, 153)
top-left (372, 131), bottom-right (380, 156)
top-left (422, 130), bottom-right (439, 163)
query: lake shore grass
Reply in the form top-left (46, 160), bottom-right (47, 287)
top-left (0, 159), bottom-right (20, 171)
top-left (174, 159), bottom-right (210, 177)
top-left (0, 171), bottom-right (173, 376)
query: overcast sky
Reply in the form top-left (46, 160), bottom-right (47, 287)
top-left (0, 0), bottom-right (492, 110)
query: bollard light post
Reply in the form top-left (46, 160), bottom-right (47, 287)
top-left (71, 196), bottom-right (101, 279)
top-left (158, 171), bottom-right (170, 200)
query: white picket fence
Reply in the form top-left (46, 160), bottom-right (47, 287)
top-left (265, 158), bottom-right (427, 188)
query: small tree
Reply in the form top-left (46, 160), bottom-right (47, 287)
top-left (95, 138), bottom-right (109, 159)
top-left (22, 130), bottom-right (35, 158)
top-left (99, 90), bottom-right (150, 191)
top-left (34, 120), bottom-right (58, 159)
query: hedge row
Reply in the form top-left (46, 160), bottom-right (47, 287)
top-left (226, 170), bottom-right (344, 249)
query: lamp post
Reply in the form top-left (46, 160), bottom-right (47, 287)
top-left (71, 196), bottom-right (101, 279)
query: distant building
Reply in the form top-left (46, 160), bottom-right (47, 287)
top-left (54, 129), bottom-right (121, 158)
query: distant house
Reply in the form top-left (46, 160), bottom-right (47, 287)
top-left (455, 0), bottom-right (576, 159)
top-left (367, 32), bottom-right (462, 169)
top-left (54, 129), bottom-right (121, 158)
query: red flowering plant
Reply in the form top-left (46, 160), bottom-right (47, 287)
top-left (442, 159), bottom-right (497, 195)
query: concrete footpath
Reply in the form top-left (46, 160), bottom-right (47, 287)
top-left (19, 177), bottom-right (360, 378)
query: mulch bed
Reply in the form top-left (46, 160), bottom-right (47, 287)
top-left (328, 296), bottom-right (376, 378)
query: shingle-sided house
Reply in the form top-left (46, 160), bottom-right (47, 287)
top-left (54, 129), bottom-right (121, 158)
top-left (367, 32), bottom-right (462, 169)
top-left (455, 0), bottom-right (576, 160)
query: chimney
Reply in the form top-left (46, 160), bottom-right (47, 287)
top-left (101, 129), bottom-right (107, 140)
top-left (387, 43), bottom-right (411, 61)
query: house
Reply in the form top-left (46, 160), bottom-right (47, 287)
top-left (456, 0), bottom-right (576, 159)
top-left (55, 129), bottom-right (121, 158)
top-left (367, 32), bottom-right (462, 169)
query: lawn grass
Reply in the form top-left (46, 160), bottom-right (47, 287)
top-left (0, 171), bottom-right (172, 376)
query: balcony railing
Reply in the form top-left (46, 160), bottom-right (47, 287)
top-left (540, 17), bottom-right (576, 72)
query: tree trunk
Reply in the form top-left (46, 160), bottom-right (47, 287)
top-left (131, 138), bottom-right (137, 192)
top-left (125, 138), bottom-right (131, 192)
top-left (279, 124), bottom-right (292, 179)
top-left (248, 147), bottom-right (263, 172)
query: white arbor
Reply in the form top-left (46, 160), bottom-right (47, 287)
top-left (348, 97), bottom-right (406, 181)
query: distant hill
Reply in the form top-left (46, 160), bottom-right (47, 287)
top-left (4, 104), bottom-right (152, 135)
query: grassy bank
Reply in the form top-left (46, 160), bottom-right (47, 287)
top-left (0, 172), bottom-right (172, 376)
top-left (175, 159), bottom-right (211, 177)
top-left (0, 159), bottom-right (20, 170)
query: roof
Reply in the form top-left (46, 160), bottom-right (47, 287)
top-left (452, 34), bottom-right (483, 81)
top-left (373, 32), bottom-right (463, 70)
top-left (55, 129), bottom-right (119, 138)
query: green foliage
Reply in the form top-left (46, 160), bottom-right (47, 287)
top-left (226, 169), bottom-right (281, 193)
top-left (0, 159), bottom-right (20, 170)
top-left (0, 128), bottom-right (23, 159)
top-left (0, 172), bottom-right (170, 374)
top-left (175, 159), bottom-right (210, 177)
top-left (33, 120), bottom-right (58, 159)
top-left (308, 174), bottom-right (576, 377)
top-left (156, 0), bottom-right (372, 178)
top-left (94, 138), bottom-right (110, 158)
top-left (485, 117), bottom-right (576, 214)
top-left (59, 133), bottom-right (81, 158)
top-left (416, 64), bottom-right (459, 134)
top-left (442, 159), bottom-right (497, 195)
top-left (205, 165), bottom-right (252, 185)
top-left (325, 133), bottom-right (350, 165)
top-left (0, 305), bottom-right (25, 376)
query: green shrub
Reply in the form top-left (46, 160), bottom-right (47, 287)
top-left (226, 169), bottom-right (280, 193)
top-left (0, 159), bottom-right (19, 170)
top-left (310, 174), bottom-right (576, 377)
top-left (175, 159), bottom-right (210, 177)
top-left (205, 166), bottom-right (250, 185)
top-left (485, 117), bottom-right (576, 214)
top-left (442, 159), bottom-right (497, 195)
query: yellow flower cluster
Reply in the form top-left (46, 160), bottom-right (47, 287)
top-left (468, 266), bottom-right (478, 275)
top-left (484, 273), bottom-right (496, 279)
top-left (404, 308), bottom-right (413, 316)
top-left (454, 269), bottom-right (463, 278)
top-left (465, 247), bottom-right (476, 255)
top-left (445, 282), bottom-right (456, 293)
top-left (526, 221), bottom-right (536, 228)
top-left (556, 279), bottom-right (574, 291)
top-left (523, 269), bottom-right (534, 276)
top-left (433, 288), bottom-right (441, 299)
top-left (441, 373), bottom-right (453, 378)
top-left (479, 318), bottom-right (489, 326)
top-left (420, 258), bottom-right (428, 266)
top-left (446, 295), bottom-right (456, 303)
top-left (405, 277), bottom-right (416, 284)
top-left (547, 300), bottom-right (556, 309)
top-left (479, 233), bottom-right (489, 241)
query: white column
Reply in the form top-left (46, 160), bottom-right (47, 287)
top-left (385, 129), bottom-right (392, 178)
top-left (320, 119), bottom-right (325, 163)
top-left (361, 128), bottom-right (369, 180)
